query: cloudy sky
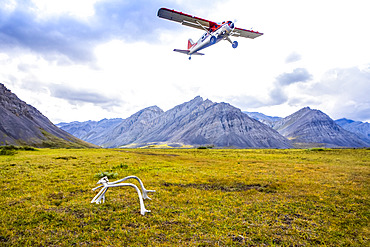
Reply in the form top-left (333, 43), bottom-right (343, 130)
top-left (1, 0), bottom-right (369, 123)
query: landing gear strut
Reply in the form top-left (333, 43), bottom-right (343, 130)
top-left (226, 37), bottom-right (238, 49)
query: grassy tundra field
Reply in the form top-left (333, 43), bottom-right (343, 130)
top-left (0, 148), bottom-right (369, 246)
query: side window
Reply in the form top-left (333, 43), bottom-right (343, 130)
top-left (201, 33), bottom-right (208, 41)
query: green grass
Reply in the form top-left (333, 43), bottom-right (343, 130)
top-left (0, 148), bottom-right (369, 246)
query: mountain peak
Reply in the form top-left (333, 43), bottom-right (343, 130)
top-left (273, 106), bottom-right (367, 147)
top-left (295, 106), bottom-right (315, 115)
top-left (336, 118), bottom-right (355, 124)
top-left (135, 105), bottom-right (164, 116)
top-left (0, 83), bottom-right (8, 91)
top-left (145, 105), bottom-right (163, 112)
top-left (193, 95), bottom-right (203, 101)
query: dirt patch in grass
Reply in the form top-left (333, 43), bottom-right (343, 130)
top-left (48, 192), bottom-right (65, 200)
top-left (162, 182), bottom-right (275, 192)
top-left (54, 156), bottom-right (77, 160)
top-left (116, 150), bottom-right (179, 157)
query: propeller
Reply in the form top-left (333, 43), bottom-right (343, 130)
top-left (229, 19), bottom-right (238, 29)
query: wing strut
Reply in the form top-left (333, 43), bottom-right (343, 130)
top-left (196, 20), bottom-right (212, 36)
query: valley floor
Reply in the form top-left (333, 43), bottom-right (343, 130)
top-left (0, 148), bottom-right (369, 246)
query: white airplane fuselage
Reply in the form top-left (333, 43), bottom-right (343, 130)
top-left (188, 21), bottom-right (235, 55)
top-left (158, 7), bottom-right (264, 59)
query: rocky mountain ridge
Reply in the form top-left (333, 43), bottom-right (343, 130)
top-left (0, 83), bottom-right (97, 148)
top-left (98, 106), bottom-right (165, 147)
top-left (59, 98), bottom-right (369, 148)
top-left (130, 97), bottom-right (291, 148)
top-left (244, 112), bottom-right (282, 127)
top-left (58, 118), bottom-right (124, 144)
top-left (335, 118), bottom-right (370, 144)
top-left (259, 107), bottom-right (368, 148)
top-left (59, 96), bottom-right (292, 148)
top-left (246, 111), bottom-right (370, 146)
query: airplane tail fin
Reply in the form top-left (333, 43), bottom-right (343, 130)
top-left (187, 39), bottom-right (195, 49)
top-left (173, 39), bottom-right (203, 56)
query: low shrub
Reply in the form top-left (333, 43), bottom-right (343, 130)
top-left (94, 171), bottom-right (118, 179)
top-left (0, 145), bottom-right (37, 155)
top-left (0, 149), bottom-right (16, 156)
top-left (307, 148), bottom-right (327, 151)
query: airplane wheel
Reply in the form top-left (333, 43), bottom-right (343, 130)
top-left (210, 36), bottom-right (216, 44)
top-left (232, 41), bottom-right (238, 49)
top-left (189, 56), bottom-right (191, 60)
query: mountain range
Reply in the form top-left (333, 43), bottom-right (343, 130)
top-left (0, 83), bottom-right (96, 148)
top-left (58, 97), bottom-right (292, 148)
top-left (57, 97), bottom-right (369, 148)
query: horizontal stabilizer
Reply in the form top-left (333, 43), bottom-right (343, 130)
top-left (173, 49), bottom-right (204, 56)
top-left (173, 49), bottom-right (190, 55)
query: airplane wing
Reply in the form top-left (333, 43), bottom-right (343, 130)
top-left (158, 8), bottom-right (218, 31)
top-left (158, 8), bottom-right (263, 39)
top-left (231, 27), bottom-right (263, 39)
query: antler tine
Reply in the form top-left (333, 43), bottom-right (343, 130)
top-left (109, 175), bottom-right (156, 200)
top-left (91, 175), bottom-right (154, 215)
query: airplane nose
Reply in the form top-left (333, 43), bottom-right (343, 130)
top-left (229, 22), bottom-right (234, 29)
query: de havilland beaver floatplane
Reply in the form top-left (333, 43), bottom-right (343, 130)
top-left (157, 7), bottom-right (263, 60)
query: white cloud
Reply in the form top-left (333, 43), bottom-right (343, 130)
top-left (305, 66), bottom-right (370, 121)
top-left (285, 52), bottom-right (301, 63)
top-left (1, 0), bottom-right (370, 124)
top-left (30, 0), bottom-right (107, 20)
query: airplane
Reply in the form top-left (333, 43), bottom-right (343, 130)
top-left (157, 7), bottom-right (263, 60)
